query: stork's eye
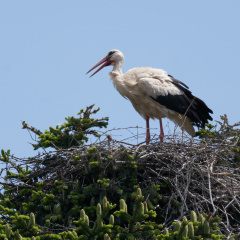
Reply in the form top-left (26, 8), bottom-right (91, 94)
top-left (108, 51), bottom-right (116, 57)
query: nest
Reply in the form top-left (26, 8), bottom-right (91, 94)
top-left (1, 117), bottom-right (240, 238)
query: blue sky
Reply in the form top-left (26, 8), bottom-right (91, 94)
top-left (1, 1), bottom-right (240, 157)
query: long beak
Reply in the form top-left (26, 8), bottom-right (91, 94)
top-left (86, 56), bottom-right (112, 77)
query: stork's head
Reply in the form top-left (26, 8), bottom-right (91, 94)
top-left (86, 49), bottom-right (124, 77)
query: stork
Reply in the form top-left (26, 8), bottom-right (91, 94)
top-left (87, 49), bottom-right (213, 144)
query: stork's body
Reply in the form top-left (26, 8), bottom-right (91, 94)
top-left (87, 50), bottom-right (213, 144)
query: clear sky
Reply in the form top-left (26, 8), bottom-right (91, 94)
top-left (1, 1), bottom-right (240, 157)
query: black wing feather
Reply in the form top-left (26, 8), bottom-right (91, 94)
top-left (168, 75), bottom-right (189, 89)
top-left (151, 76), bottom-right (213, 128)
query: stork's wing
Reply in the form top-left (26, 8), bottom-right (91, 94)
top-left (168, 74), bottom-right (189, 89)
top-left (138, 75), bottom-right (213, 128)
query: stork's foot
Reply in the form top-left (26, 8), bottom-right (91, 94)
top-left (159, 118), bottom-right (164, 142)
top-left (159, 132), bottom-right (164, 142)
top-left (145, 136), bottom-right (150, 145)
top-left (146, 117), bottom-right (150, 145)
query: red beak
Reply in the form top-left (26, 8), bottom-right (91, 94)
top-left (86, 56), bottom-right (112, 77)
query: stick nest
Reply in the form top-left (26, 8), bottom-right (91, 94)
top-left (1, 115), bottom-right (240, 238)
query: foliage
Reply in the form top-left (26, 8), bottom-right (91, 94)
top-left (0, 192), bottom-right (229, 240)
top-left (22, 105), bottom-right (108, 150)
top-left (157, 212), bottom-right (227, 240)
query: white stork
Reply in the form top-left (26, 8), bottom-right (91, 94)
top-left (86, 49), bottom-right (213, 144)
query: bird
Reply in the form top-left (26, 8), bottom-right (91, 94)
top-left (86, 49), bottom-right (213, 144)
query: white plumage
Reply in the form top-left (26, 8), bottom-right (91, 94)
top-left (87, 49), bottom-right (213, 144)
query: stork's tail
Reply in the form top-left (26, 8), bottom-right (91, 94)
top-left (169, 112), bottom-right (195, 137)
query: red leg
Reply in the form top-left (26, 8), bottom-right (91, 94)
top-left (159, 118), bottom-right (164, 142)
top-left (146, 117), bottom-right (150, 145)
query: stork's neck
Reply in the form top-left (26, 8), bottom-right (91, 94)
top-left (111, 60), bottom-right (123, 76)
